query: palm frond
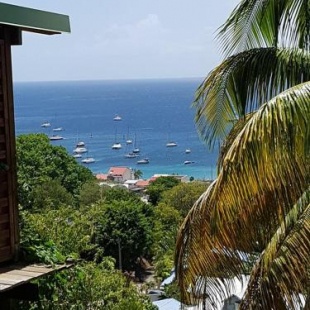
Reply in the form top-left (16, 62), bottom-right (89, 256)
top-left (176, 83), bottom-right (310, 307)
top-left (217, 0), bottom-right (282, 56)
top-left (240, 193), bottom-right (310, 310)
top-left (280, 0), bottom-right (310, 51)
top-left (194, 47), bottom-right (310, 148)
top-left (217, 114), bottom-right (253, 172)
top-left (218, 0), bottom-right (310, 56)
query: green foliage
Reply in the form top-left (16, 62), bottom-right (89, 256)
top-left (134, 169), bottom-right (143, 179)
top-left (95, 199), bottom-right (154, 270)
top-left (152, 203), bottom-right (181, 279)
top-left (164, 281), bottom-right (181, 301)
top-left (146, 176), bottom-right (180, 205)
top-left (16, 133), bottom-right (94, 209)
top-left (20, 204), bottom-right (101, 258)
top-left (102, 187), bottom-right (142, 204)
top-left (78, 180), bottom-right (102, 206)
top-left (161, 181), bottom-right (209, 217)
top-left (19, 208), bottom-right (65, 264)
top-left (31, 178), bottom-right (74, 210)
top-left (18, 262), bottom-right (157, 310)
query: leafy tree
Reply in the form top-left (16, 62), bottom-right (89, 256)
top-left (19, 208), bottom-right (65, 264)
top-left (95, 200), bottom-right (154, 270)
top-left (175, 1), bottom-right (310, 309)
top-left (31, 178), bottom-right (74, 211)
top-left (152, 203), bottom-right (181, 279)
top-left (161, 181), bottom-right (209, 217)
top-left (78, 180), bottom-right (102, 206)
top-left (20, 204), bottom-right (101, 258)
top-left (18, 262), bottom-right (157, 310)
top-left (102, 187), bottom-right (142, 204)
top-left (16, 133), bottom-right (94, 209)
top-left (146, 176), bottom-right (180, 205)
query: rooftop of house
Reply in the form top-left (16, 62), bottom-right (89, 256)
top-left (136, 179), bottom-right (150, 187)
top-left (96, 173), bottom-right (108, 181)
top-left (108, 166), bottom-right (131, 176)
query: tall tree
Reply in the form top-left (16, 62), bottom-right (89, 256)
top-left (95, 200), bottom-right (154, 271)
top-left (16, 134), bottom-right (94, 209)
top-left (146, 176), bottom-right (180, 205)
top-left (175, 1), bottom-right (310, 309)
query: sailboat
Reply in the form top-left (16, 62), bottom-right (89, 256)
top-left (124, 152), bottom-right (139, 158)
top-left (41, 121), bottom-right (51, 128)
top-left (166, 141), bottom-right (177, 147)
top-left (137, 158), bottom-right (149, 164)
top-left (53, 127), bottom-right (63, 132)
top-left (166, 128), bottom-right (177, 147)
top-left (111, 127), bottom-right (122, 149)
top-left (126, 126), bottom-right (133, 144)
top-left (81, 144), bottom-right (95, 163)
top-left (82, 156), bottom-right (95, 164)
top-left (132, 133), bottom-right (140, 153)
top-left (74, 139), bottom-right (87, 153)
top-left (112, 142), bottom-right (122, 149)
top-left (113, 114), bottom-right (122, 121)
top-left (49, 135), bottom-right (64, 141)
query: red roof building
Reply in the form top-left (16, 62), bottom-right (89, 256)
top-left (107, 166), bottom-right (133, 183)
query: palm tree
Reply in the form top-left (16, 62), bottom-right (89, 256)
top-left (175, 1), bottom-right (310, 309)
top-left (133, 169), bottom-right (143, 180)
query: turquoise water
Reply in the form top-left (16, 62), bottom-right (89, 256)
top-left (13, 78), bottom-right (218, 180)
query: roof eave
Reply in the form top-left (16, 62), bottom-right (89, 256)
top-left (0, 2), bottom-right (70, 35)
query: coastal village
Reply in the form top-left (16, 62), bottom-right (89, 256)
top-left (96, 167), bottom-right (189, 193)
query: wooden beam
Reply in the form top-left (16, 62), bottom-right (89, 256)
top-left (0, 263), bottom-right (73, 293)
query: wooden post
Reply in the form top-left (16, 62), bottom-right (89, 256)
top-left (0, 26), bottom-right (21, 263)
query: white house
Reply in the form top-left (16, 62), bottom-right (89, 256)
top-left (107, 166), bottom-right (133, 183)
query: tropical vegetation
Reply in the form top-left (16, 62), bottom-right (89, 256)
top-left (16, 134), bottom-right (209, 308)
top-left (175, 1), bottom-right (310, 309)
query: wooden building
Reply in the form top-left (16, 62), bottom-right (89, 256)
top-left (0, 2), bottom-right (70, 306)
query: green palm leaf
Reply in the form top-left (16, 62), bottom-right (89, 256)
top-left (176, 82), bottom-right (310, 307)
top-left (240, 194), bottom-right (310, 309)
top-left (218, 0), bottom-right (310, 56)
top-left (194, 47), bottom-right (310, 148)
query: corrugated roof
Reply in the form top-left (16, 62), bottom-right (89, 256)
top-left (0, 2), bottom-right (70, 35)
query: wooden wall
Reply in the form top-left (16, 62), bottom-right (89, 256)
top-left (0, 29), bottom-right (19, 263)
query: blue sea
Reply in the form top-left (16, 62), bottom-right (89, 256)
top-left (13, 78), bottom-right (218, 180)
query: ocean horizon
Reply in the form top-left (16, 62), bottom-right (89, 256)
top-left (13, 78), bottom-right (218, 180)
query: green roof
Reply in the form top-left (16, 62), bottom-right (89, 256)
top-left (0, 2), bottom-right (70, 34)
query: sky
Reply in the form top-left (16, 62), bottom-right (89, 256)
top-left (4, 0), bottom-right (240, 82)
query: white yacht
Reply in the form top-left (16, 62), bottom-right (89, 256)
top-left (185, 148), bottom-right (191, 154)
top-left (49, 135), bottom-right (63, 141)
top-left (166, 142), bottom-right (177, 147)
top-left (113, 115), bottom-right (122, 121)
top-left (41, 121), bottom-right (51, 128)
top-left (82, 157), bottom-right (95, 164)
top-left (53, 127), bottom-right (63, 132)
top-left (124, 152), bottom-right (138, 158)
top-left (76, 141), bottom-right (85, 147)
top-left (137, 158), bottom-right (149, 164)
top-left (74, 147), bottom-right (88, 154)
top-left (112, 143), bottom-right (122, 150)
